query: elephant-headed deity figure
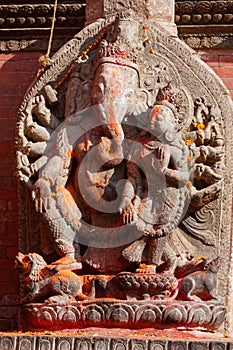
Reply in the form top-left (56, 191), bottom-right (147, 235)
top-left (19, 12), bottom-right (156, 272)
top-left (17, 11), bottom-right (223, 277)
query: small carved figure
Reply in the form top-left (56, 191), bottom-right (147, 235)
top-left (177, 257), bottom-right (220, 301)
top-left (16, 253), bottom-right (94, 305)
top-left (120, 100), bottom-right (190, 271)
top-left (23, 94), bottom-right (60, 157)
top-left (186, 99), bottom-right (224, 192)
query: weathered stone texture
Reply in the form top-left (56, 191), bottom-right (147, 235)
top-left (0, 1), bottom-right (233, 50)
top-left (86, 0), bottom-right (174, 23)
top-left (0, 0), bottom-right (233, 336)
top-left (0, 336), bottom-right (232, 350)
top-left (15, 1), bottom-right (233, 334)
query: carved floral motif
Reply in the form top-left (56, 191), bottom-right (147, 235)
top-left (23, 300), bottom-right (226, 331)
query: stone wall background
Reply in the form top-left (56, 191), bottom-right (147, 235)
top-left (0, 52), bottom-right (39, 331)
top-left (0, 1), bottom-right (232, 331)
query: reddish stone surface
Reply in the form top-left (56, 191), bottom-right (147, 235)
top-left (197, 49), bottom-right (233, 99)
top-left (0, 48), bottom-right (232, 331)
top-left (0, 52), bottom-right (39, 330)
top-left (0, 327), bottom-right (232, 347)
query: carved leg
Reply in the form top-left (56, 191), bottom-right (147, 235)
top-left (135, 236), bottom-right (167, 273)
top-left (49, 259), bottom-right (82, 271)
top-left (167, 257), bottom-right (179, 275)
top-left (162, 236), bottom-right (179, 274)
top-left (41, 212), bottom-right (82, 266)
top-left (53, 238), bottom-right (81, 265)
top-left (76, 282), bottom-right (96, 301)
top-left (208, 291), bottom-right (220, 301)
top-left (22, 293), bottom-right (36, 304)
top-left (147, 236), bottom-right (166, 266)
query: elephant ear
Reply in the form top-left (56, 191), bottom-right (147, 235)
top-left (128, 89), bottom-right (154, 116)
top-left (65, 78), bottom-right (91, 119)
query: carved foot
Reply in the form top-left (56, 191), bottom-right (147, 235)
top-left (50, 256), bottom-right (82, 271)
top-left (143, 293), bottom-right (150, 300)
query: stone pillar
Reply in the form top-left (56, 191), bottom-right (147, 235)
top-left (86, 0), bottom-right (175, 24)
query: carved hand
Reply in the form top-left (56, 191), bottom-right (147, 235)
top-left (32, 95), bottom-right (49, 118)
top-left (120, 195), bottom-right (141, 225)
top-left (32, 177), bottom-right (53, 213)
top-left (121, 201), bottom-right (138, 224)
top-left (32, 95), bottom-right (60, 129)
top-left (153, 144), bottom-right (166, 162)
top-left (190, 181), bottom-right (222, 209)
top-left (148, 143), bottom-right (170, 172)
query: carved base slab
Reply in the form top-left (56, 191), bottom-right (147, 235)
top-left (22, 300), bottom-right (225, 331)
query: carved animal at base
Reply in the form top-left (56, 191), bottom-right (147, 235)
top-left (16, 252), bottom-right (221, 303)
top-left (177, 257), bottom-right (220, 301)
top-left (16, 252), bottom-right (94, 305)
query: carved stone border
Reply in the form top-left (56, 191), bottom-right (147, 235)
top-left (172, 0), bottom-right (233, 49)
top-left (0, 334), bottom-right (232, 350)
top-left (178, 31), bottom-right (233, 49)
top-left (0, 2), bottom-right (86, 52)
top-left (0, 1), bottom-right (233, 50)
top-left (0, 3), bottom-right (85, 30)
top-left (176, 1), bottom-right (233, 26)
top-left (22, 301), bottom-right (225, 331)
top-left (176, 0), bottom-right (233, 48)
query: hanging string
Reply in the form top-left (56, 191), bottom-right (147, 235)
top-left (36, 15), bottom-right (116, 88)
top-left (37, 0), bottom-right (58, 77)
top-left (54, 19), bottom-right (116, 91)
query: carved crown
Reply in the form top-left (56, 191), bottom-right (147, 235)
top-left (94, 37), bottom-right (139, 71)
top-left (94, 11), bottom-right (141, 71)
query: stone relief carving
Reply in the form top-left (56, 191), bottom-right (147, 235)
top-left (16, 9), bottom-right (233, 331)
top-left (0, 3), bottom-right (85, 29)
top-left (176, 1), bottom-right (233, 26)
top-left (0, 1), bottom-right (232, 31)
top-left (24, 299), bottom-right (225, 331)
top-left (86, 0), bottom-right (174, 23)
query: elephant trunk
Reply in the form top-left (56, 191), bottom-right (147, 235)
top-left (96, 103), bottom-right (124, 168)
